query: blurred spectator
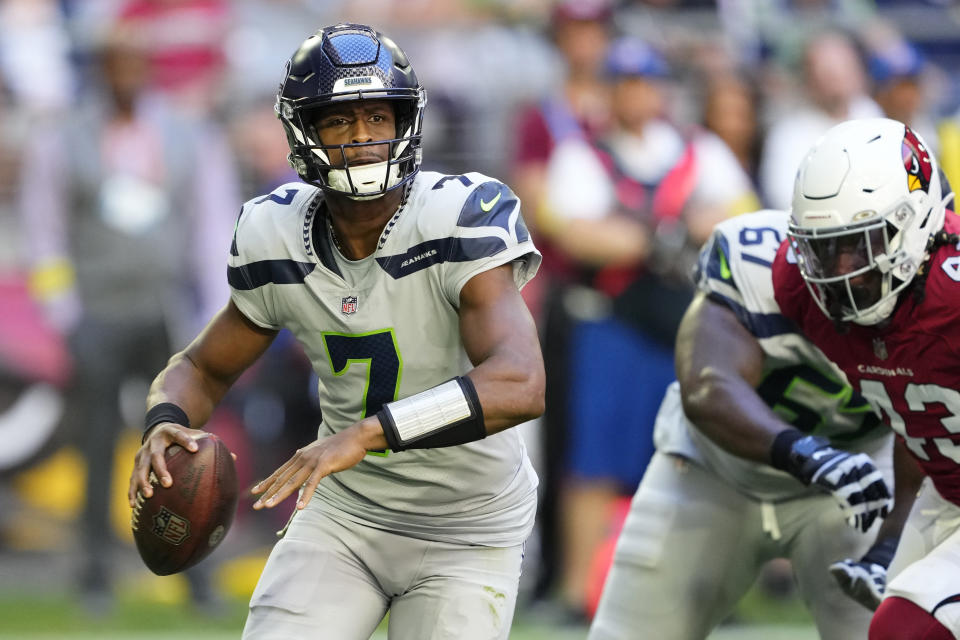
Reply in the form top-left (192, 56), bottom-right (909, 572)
top-left (0, 0), bottom-right (74, 113)
top-left (758, 30), bottom-right (882, 209)
top-left (537, 36), bottom-right (699, 621)
top-left (683, 72), bottom-right (762, 232)
top-left (112, 0), bottom-right (231, 116)
top-left (702, 73), bottom-right (761, 181)
top-left (17, 25), bottom-right (240, 608)
top-left (508, 0), bottom-right (614, 608)
top-left (867, 36), bottom-right (939, 153)
top-left (227, 96), bottom-right (298, 198)
top-left (512, 0), bottom-right (613, 232)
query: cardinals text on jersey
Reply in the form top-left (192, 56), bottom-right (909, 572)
top-left (773, 212), bottom-right (960, 506)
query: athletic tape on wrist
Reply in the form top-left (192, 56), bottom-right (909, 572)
top-left (143, 402), bottom-right (190, 443)
top-left (377, 376), bottom-right (485, 451)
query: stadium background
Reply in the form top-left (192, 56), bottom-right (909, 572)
top-left (1, 0), bottom-right (958, 637)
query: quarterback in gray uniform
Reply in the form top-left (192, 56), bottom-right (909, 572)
top-left (588, 209), bottom-right (917, 640)
top-left (128, 24), bottom-right (544, 640)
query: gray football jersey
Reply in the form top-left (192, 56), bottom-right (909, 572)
top-left (228, 171), bottom-right (540, 546)
top-left (654, 209), bottom-right (891, 501)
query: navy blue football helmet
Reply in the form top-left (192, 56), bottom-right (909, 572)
top-left (275, 24), bottom-right (426, 199)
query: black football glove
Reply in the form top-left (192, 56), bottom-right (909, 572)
top-left (829, 536), bottom-right (899, 611)
top-left (771, 431), bottom-right (891, 532)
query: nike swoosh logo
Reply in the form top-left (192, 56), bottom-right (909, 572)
top-left (480, 192), bottom-right (502, 212)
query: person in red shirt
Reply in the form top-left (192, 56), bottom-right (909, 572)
top-left (773, 117), bottom-right (960, 640)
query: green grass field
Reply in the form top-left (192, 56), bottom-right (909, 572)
top-left (0, 587), bottom-right (818, 639)
top-left (0, 631), bottom-right (817, 640)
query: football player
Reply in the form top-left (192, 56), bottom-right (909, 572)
top-left (588, 208), bottom-right (912, 640)
top-left (774, 117), bottom-right (960, 640)
top-left (127, 24), bottom-right (544, 640)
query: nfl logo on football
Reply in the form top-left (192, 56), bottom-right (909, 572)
top-left (341, 295), bottom-right (359, 315)
top-left (152, 506), bottom-right (190, 545)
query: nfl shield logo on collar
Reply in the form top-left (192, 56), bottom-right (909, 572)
top-left (341, 295), bottom-right (358, 315)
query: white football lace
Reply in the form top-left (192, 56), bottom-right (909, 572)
top-left (130, 471), bottom-right (158, 532)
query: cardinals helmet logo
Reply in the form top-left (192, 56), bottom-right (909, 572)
top-left (902, 125), bottom-right (932, 194)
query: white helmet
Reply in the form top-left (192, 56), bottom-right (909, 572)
top-left (787, 118), bottom-right (948, 325)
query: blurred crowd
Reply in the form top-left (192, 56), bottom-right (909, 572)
top-left (2, 0), bottom-right (960, 626)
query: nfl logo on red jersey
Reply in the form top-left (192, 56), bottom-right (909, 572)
top-left (873, 337), bottom-right (888, 360)
top-left (341, 295), bottom-right (358, 314)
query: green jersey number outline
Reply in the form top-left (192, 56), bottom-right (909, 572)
top-left (756, 364), bottom-right (881, 441)
top-left (321, 329), bottom-right (403, 457)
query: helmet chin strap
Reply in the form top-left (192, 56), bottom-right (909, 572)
top-left (327, 161), bottom-right (401, 201)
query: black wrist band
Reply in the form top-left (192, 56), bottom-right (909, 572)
top-left (379, 407), bottom-right (401, 452)
top-left (143, 402), bottom-right (190, 443)
top-left (770, 429), bottom-right (806, 471)
top-left (863, 536), bottom-right (899, 568)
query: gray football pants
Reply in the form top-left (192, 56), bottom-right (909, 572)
top-left (588, 452), bottom-right (877, 640)
top-left (242, 504), bottom-right (524, 640)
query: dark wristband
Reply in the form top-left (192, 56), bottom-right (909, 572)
top-left (143, 402), bottom-right (190, 443)
top-left (378, 407), bottom-right (402, 452)
top-left (862, 536), bottom-right (899, 568)
top-left (770, 429), bottom-right (806, 471)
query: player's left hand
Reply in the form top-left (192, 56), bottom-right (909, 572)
top-left (828, 536), bottom-right (899, 611)
top-left (778, 434), bottom-right (891, 532)
top-left (251, 425), bottom-right (369, 511)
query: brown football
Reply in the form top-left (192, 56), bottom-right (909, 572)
top-left (131, 433), bottom-right (238, 576)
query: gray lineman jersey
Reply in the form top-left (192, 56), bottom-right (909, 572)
top-left (654, 209), bottom-right (891, 501)
top-left (228, 171), bottom-right (541, 546)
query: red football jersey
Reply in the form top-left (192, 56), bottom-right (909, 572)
top-left (773, 214), bottom-right (960, 506)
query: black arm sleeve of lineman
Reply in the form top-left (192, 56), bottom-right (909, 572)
top-left (377, 376), bottom-right (487, 451)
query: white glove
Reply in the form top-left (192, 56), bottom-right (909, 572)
top-left (829, 558), bottom-right (886, 611)
top-left (829, 536), bottom-right (899, 611)
top-left (771, 432), bottom-right (891, 532)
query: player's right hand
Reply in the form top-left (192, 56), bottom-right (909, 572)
top-left (829, 557), bottom-right (886, 610)
top-left (829, 536), bottom-right (899, 610)
top-left (784, 435), bottom-right (891, 532)
top-left (251, 421), bottom-right (371, 512)
top-left (127, 423), bottom-right (204, 507)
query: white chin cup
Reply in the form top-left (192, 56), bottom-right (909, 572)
top-left (850, 294), bottom-right (898, 326)
top-left (327, 161), bottom-right (400, 200)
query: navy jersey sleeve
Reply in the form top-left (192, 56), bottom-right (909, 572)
top-left (227, 200), bottom-right (284, 330)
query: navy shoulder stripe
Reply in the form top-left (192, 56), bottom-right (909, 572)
top-left (377, 236), bottom-right (507, 279)
top-left (228, 259), bottom-right (315, 290)
top-left (706, 291), bottom-right (797, 339)
top-left (230, 205), bottom-right (244, 257)
top-left (456, 181), bottom-right (528, 242)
